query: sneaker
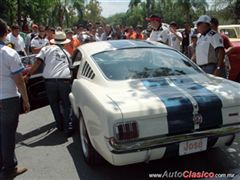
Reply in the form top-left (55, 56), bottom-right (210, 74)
top-left (3, 166), bottom-right (27, 178)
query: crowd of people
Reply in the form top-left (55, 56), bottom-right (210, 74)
top-left (0, 13), bottom-right (237, 178)
top-left (3, 14), bottom-right (234, 79)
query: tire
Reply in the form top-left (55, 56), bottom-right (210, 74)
top-left (79, 116), bottom-right (102, 165)
top-left (72, 113), bottom-right (79, 133)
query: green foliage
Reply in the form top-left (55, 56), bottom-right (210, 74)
top-left (0, 0), bottom-right (239, 29)
top-left (84, 0), bottom-right (102, 24)
top-left (106, 13), bottom-right (127, 26)
top-left (107, 0), bottom-right (239, 28)
top-left (0, 0), bottom-right (96, 28)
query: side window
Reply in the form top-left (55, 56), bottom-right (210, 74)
top-left (71, 49), bottom-right (83, 79)
top-left (81, 61), bottom-right (95, 79)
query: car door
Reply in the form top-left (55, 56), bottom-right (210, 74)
top-left (20, 55), bottom-right (48, 113)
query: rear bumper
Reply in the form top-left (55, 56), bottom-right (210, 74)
top-left (108, 124), bottom-right (240, 154)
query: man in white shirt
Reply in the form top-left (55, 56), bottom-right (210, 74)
top-left (145, 14), bottom-right (169, 43)
top-left (27, 31), bottom-right (73, 137)
top-left (194, 15), bottom-right (225, 77)
top-left (25, 24), bottom-right (38, 54)
top-left (30, 25), bottom-right (49, 54)
top-left (0, 18), bottom-right (30, 179)
top-left (6, 24), bottom-right (26, 56)
top-left (168, 21), bottom-right (183, 51)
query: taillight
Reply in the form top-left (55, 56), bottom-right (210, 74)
top-left (115, 121), bottom-right (139, 141)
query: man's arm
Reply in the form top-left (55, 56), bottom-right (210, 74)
top-left (24, 58), bottom-right (43, 82)
top-left (213, 47), bottom-right (225, 76)
top-left (31, 47), bottom-right (42, 54)
top-left (12, 73), bottom-right (30, 113)
top-left (27, 58), bottom-right (43, 77)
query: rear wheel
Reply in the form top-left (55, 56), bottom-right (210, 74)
top-left (79, 116), bottom-right (102, 165)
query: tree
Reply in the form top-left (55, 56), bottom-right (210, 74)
top-left (0, 0), bottom-right (17, 24)
top-left (146, 0), bottom-right (155, 17)
top-left (73, 0), bottom-right (85, 23)
top-left (106, 13), bottom-right (127, 26)
top-left (84, 0), bottom-right (102, 24)
top-left (126, 5), bottom-right (145, 27)
top-left (234, 0), bottom-right (240, 23)
top-left (129, 0), bottom-right (141, 9)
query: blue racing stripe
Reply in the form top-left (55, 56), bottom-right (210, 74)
top-left (170, 77), bottom-right (223, 129)
top-left (143, 78), bottom-right (194, 135)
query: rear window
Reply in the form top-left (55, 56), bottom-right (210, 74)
top-left (92, 48), bottom-right (201, 80)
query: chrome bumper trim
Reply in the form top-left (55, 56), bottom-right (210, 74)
top-left (109, 125), bottom-right (240, 154)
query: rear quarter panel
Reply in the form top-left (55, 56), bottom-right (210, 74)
top-left (71, 78), bottom-right (122, 159)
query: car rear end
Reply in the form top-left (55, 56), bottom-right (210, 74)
top-left (105, 76), bottom-right (240, 166)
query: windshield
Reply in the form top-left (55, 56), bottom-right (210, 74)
top-left (92, 48), bottom-right (201, 80)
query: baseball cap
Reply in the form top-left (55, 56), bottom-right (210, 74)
top-left (136, 25), bottom-right (143, 29)
top-left (169, 21), bottom-right (177, 27)
top-left (194, 15), bottom-right (211, 25)
top-left (65, 28), bottom-right (73, 34)
top-left (145, 14), bottom-right (161, 22)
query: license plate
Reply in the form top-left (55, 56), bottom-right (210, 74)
top-left (179, 138), bottom-right (207, 156)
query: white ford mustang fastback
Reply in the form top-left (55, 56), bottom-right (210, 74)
top-left (69, 40), bottom-right (240, 166)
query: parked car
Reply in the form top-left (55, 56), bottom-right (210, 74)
top-left (228, 46), bottom-right (240, 82)
top-left (218, 25), bottom-right (240, 83)
top-left (219, 24), bottom-right (240, 46)
top-left (20, 55), bottom-right (48, 112)
top-left (69, 40), bottom-right (240, 166)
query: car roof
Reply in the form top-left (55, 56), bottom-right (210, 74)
top-left (78, 40), bottom-right (168, 56)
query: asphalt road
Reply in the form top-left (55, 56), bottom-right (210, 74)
top-left (14, 106), bottom-right (240, 180)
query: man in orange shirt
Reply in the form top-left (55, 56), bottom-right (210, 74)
top-left (126, 26), bottom-right (136, 39)
top-left (64, 29), bottom-right (80, 56)
top-left (134, 25), bottom-right (144, 40)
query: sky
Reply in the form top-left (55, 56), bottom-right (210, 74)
top-left (98, 0), bottom-right (130, 17)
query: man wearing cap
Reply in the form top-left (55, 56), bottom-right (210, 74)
top-left (194, 15), bottom-right (225, 77)
top-left (26, 31), bottom-right (73, 136)
top-left (145, 14), bottom-right (169, 43)
top-left (31, 25), bottom-right (49, 54)
top-left (25, 24), bottom-right (38, 54)
top-left (168, 21), bottom-right (183, 51)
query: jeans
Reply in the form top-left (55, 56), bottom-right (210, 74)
top-left (45, 79), bottom-right (73, 132)
top-left (0, 97), bottom-right (19, 172)
top-left (200, 64), bottom-right (226, 78)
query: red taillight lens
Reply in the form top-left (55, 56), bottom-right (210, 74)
top-left (115, 121), bottom-right (138, 141)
